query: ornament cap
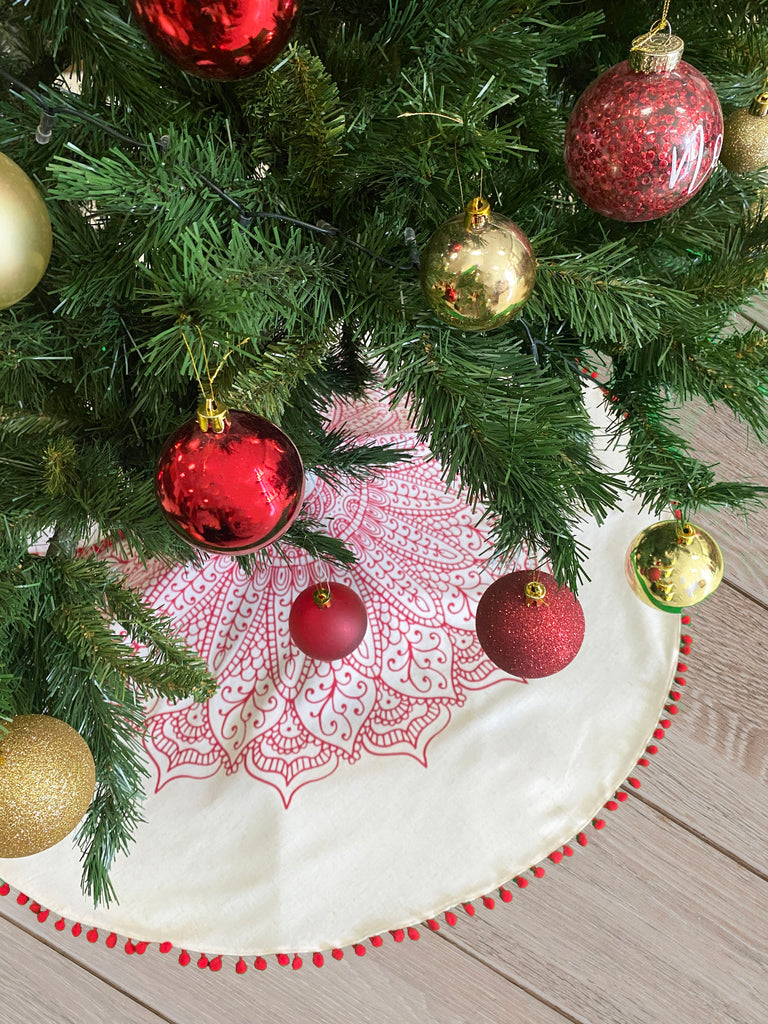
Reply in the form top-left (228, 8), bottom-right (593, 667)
top-left (749, 92), bottom-right (768, 118)
top-left (464, 196), bottom-right (492, 231)
top-left (197, 398), bottom-right (229, 434)
top-left (312, 584), bottom-right (333, 609)
top-left (524, 580), bottom-right (547, 607)
top-left (628, 30), bottom-right (684, 74)
top-left (676, 521), bottom-right (697, 546)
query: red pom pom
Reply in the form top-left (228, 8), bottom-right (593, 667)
top-left (155, 410), bottom-right (304, 555)
top-left (475, 570), bottom-right (585, 678)
top-left (128, 0), bottom-right (301, 81)
top-left (564, 50), bottom-right (722, 221)
top-left (289, 583), bottom-right (367, 662)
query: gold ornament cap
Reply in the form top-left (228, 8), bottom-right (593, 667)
top-left (464, 196), bottom-right (492, 231)
top-left (750, 92), bottom-right (768, 118)
top-left (628, 30), bottom-right (684, 74)
top-left (197, 398), bottom-right (229, 433)
top-left (312, 584), bottom-right (333, 609)
top-left (524, 580), bottom-right (547, 607)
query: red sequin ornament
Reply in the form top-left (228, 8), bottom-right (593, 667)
top-left (155, 401), bottom-right (304, 554)
top-left (128, 0), bottom-right (300, 80)
top-left (475, 570), bottom-right (585, 679)
top-left (289, 582), bottom-right (368, 662)
top-left (564, 28), bottom-right (723, 222)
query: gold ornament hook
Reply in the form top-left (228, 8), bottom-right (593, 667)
top-left (196, 397), bottom-right (229, 434)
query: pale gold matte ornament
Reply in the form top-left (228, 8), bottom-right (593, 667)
top-left (0, 151), bottom-right (53, 308)
top-left (624, 520), bottom-right (724, 613)
top-left (0, 715), bottom-right (95, 858)
top-left (720, 92), bottom-right (768, 174)
top-left (420, 197), bottom-right (536, 331)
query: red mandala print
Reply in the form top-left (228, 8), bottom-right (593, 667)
top-left (111, 395), bottom-right (530, 806)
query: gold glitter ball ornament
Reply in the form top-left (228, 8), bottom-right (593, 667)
top-left (0, 152), bottom-right (53, 309)
top-left (720, 92), bottom-right (768, 174)
top-left (0, 715), bottom-right (96, 858)
top-left (420, 197), bottom-right (536, 331)
top-left (625, 520), bottom-right (724, 613)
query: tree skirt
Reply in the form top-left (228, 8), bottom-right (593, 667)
top-left (0, 395), bottom-right (680, 957)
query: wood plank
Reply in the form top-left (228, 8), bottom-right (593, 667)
top-left (0, 896), bottom-right (574, 1024)
top-left (632, 582), bottom-right (768, 876)
top-left (0, 912), bottom-right (166, 1024)
top-left (676, 398), bottom-right (768, 603)
top-left (439, 796), bottom-right (768, 1024)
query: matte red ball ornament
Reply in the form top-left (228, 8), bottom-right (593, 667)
top-left (564, 28), bottom-right (723, 222)
top-left (155, 400), bottom-right (304, 553)
top-left (475, 570), bottom-right (585, 679)
top-left (128, 0), bottom-right (301, 80)
top-left (289, 583), bottom-right (368, 662)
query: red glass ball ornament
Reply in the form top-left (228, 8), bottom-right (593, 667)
top-left (128, 0), bottom-right (301, 80)
top-left (155, 405), bottom-right (304, 554)
top-left (289, 583), bottom-right (368, 662)
top-left (475, 570), bottom-right (585, 679)
top-left (564, 33), bottom-right (723, 222)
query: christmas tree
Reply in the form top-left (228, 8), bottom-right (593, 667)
top-left (0, 0), bottom-right (767, 904)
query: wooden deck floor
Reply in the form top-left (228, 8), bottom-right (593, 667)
top-left (3, 304), bottom-right (768, 1024)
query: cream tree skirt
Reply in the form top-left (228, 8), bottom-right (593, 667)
top-left (0, 396), bottom-right (680, 955)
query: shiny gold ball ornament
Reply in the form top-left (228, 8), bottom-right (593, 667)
top-left (0, 152), bottom-right (53, 308)
top-left (625, 520), bottom-right (724, 613)
top-left (720, 92), bottom-right (768, 174)
top-left (420, 197), bottom-right (536, 331)
top-left (0, 715), bottom-right (96, 858)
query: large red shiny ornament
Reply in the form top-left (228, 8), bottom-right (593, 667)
top-left (128, 0), bottom-right (300, 80)
top-left (289, 582), bottom-right (368, 662)
top-left (475, 570), bottom-right (585, 679)
top-left (155, 408), bottom-right (304, 554)
top-left (564, 34), bottom-right (723, 222)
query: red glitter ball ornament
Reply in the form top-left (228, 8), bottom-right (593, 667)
top-left (564, 28), bottom-right (723, 222)
top-left (128, 0), bottom-right (301, 80)
top-left (475, 570), bottom-right (585, 679)
top-left (289, 582), bottom-right (368, 662)
top-left (155, 402), bottom-right (304, 554)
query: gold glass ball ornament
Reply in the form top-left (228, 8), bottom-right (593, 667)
top-left (720, 92), bottom-right (768, 174)
top-left (0, 152), bottom-right (53, 308)
top-left (0, 715), bottom-right (96, 858)
top-left (420, 197), bottom-right (536, 331)
top-left (625, 520), bottom-right (724, 613)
